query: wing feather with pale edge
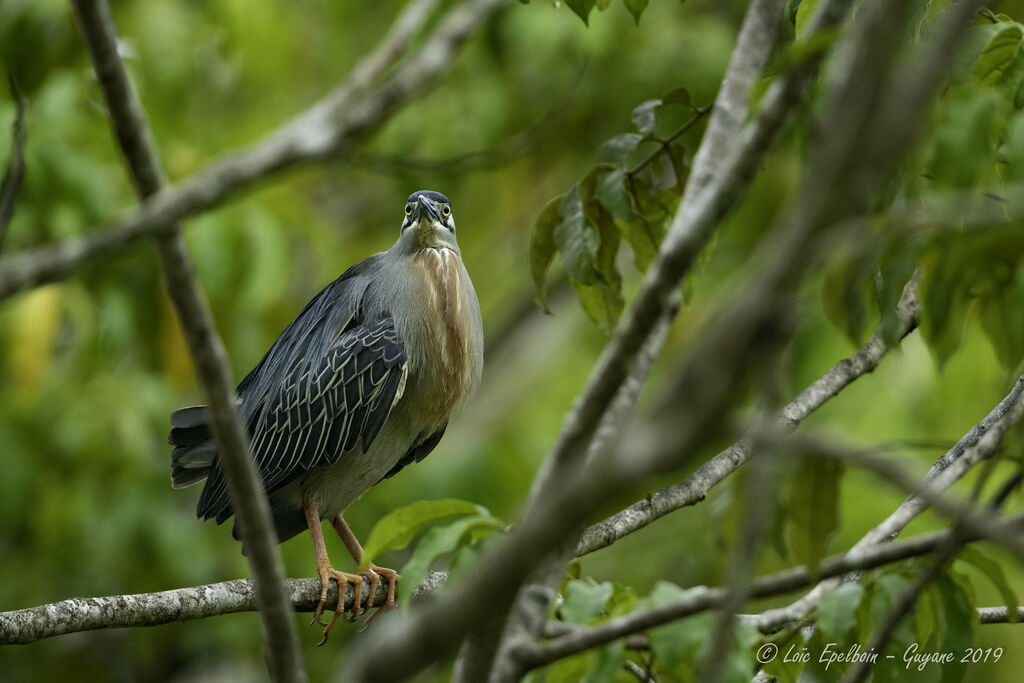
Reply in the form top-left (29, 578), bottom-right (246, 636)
top-left (199, 316), bottom-right (407, 522)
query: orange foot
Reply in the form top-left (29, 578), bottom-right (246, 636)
top-left (362, 563), bottom-right (400, 628)
top-left (311, 563), bottom-right (401, 643)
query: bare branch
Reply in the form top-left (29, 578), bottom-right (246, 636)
top-left (0, 572), bottom-right (447, 645)
top-left (978, 606), bottom-right (1024, 624)
top-left (0, 75), bottom-right (27, 251)
top-left (70, 2), bottom-right (306, 679)
top-left (515, 514), bottom-right (1024, 669)
top-left (576, 276), bottom-right (920, 557)
top-left (0, 0), bottom-right (504, 300)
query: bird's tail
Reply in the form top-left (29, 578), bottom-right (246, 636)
top-left (168, 405), bottom-right (216, 489)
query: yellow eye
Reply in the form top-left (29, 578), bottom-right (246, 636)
top-left (405, 204), bottom-right (412, 216)
top-left (442, 204), bottom-right (451, 217)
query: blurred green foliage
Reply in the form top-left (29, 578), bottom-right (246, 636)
top-left (3, 0), bottom-right (1024, 681)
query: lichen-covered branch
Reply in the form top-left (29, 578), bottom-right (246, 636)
top-left (0, 572), bottom-right (447, 646)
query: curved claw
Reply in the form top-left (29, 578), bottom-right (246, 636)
top-left (310, 563), bottom-right (401, 641)
top-left (312, 563), bottom-right (364, 644)
top-left (362, 563), bottom-right (400, 628)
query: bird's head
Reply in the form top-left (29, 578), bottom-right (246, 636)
top-left (398, 190), bottom-right (457, 251)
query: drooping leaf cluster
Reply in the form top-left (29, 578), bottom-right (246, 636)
top-left (530, 89), bottom-right (705, 331)
top-left (519, 0), bottom-right (656, 27)
top-left (823, 10), bottom-right (1024, 370)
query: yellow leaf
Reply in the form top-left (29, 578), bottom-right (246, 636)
top-left (9, 285), bottom-right (63, 401)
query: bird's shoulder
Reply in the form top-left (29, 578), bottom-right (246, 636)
top-left (235, 252), bottom-right (387, 398)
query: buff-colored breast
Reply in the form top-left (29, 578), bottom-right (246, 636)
top-left (409, 247), bottom-right (479, 427)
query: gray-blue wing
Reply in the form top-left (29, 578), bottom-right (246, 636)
top-left (197, 316), bottom-right (408, 522)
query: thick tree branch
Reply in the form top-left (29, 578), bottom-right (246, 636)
top-left (0, 572), bottom-right (447, 645)
top-left (515, 514), bottom-right (1024, 669)
top-left (70, 2), bottom-right (305, 680)
top-left (575, 277), bottom-right (920, 557)
top-left (0, 75), bottom-right (27, 251)
top-left (0, 0), bottom-right (504, 301)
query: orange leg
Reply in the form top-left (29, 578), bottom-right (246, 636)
top-left (304, 497), bottom-right (363, 644)
top-left (331, 515), bottom-right (400, 624)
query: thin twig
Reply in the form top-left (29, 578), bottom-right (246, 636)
top-left (626, 106), bottom-right (711, 179)
top-left (70, 1), bottom-right (306, 680)
top-left (0, 75), bottom-right (27, 251)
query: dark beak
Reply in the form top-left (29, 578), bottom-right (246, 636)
top-left (412, 196), bottom-right (443, 225)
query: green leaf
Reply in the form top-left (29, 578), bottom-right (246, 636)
top-left (594, 167), bottom-right (636, 221)
top-left (926, 87), bottom-right (1000, 190)
top-left (561, 579), bottom-right (614, 624)
top-left (570, 278), bottom-right (624, 334)
top-left (915, 580), bottom-right (940, 646)
top-left (646, 582), bottom-right (711, 670)
top-left (566, 0), bottom-right (596, 25)
top-left (994, 42), bottom-right (1024, 106)
top-left (360, 498), bottom-right (483, 568)
top-left (581, 640), bottom-right (624, 683)
top-left (971, 22), bottom-right (1023, 84)
top-left (606, 583), bottom-right (639, 617)
top-left (919, 246), bottom-right (971, 368)
top-left (955, 546), bottom-right (1019, 623)
top-left (1000, 112), bottom-right (1024, 181)
top-left (623, 0), bottom-right (649, 25)
top-left (555, 186), bottom-right (602, 285)
top-left (663, 142), bottom-right (688, 185)
top-left (817, 583), bottom-right (865, 642)
top-left (597, 133), bottom-right (644, 164)
top-left (782, 457), bottom-right (842, 575)
top-left (661, 85), bottom-right (693, 109)
top-left (398, 513), bottom-right (503, 606)
top-left (760, 631), bottom-right (804, 683)
top-left (877, 240), bottom-right (917, 347)
top-left (934, 572), bottom-right (974, 683)
top-left (794, 0), bottom-right (820, 40)
top-left (530, 193), bottom-right (566, 312)
top-left (591, 203), bottom-right (621, 291)
top-left (822, 249), bottom-right (875, 345)
top-left (632, 99), bottom-right (662, 135)
top-left (868, 573), bottom-right (916, 683)
top-left (619, 219), bottom-right (660, 272)
top-left (722, 622), bottom-right (760, 683)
